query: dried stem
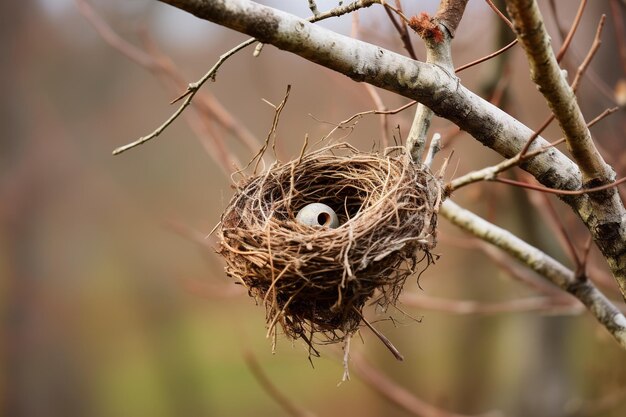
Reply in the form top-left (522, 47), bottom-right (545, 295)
top-left (570, 15), bottom-right (606, 93)
top-left (312, 100), bottom-right (417, 144)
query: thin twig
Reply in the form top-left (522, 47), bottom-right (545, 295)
top-left (506, 0), bottom-right (613, 183)
top-left (448, 105), bottom-right (618, 193)
top-left (493, 176), bottom-right (626, 196)
top-left (310, 0), bottom-right (381, 23)
top-left (484, 0), bottom-right (514, 31)
top-left (307, 0), bottom-right (320, 17)
top-left (250, 85), bottom-right (291, 174)
top-left (244, 352), bottom-right (317, 417)
top-left (609, 0), bottom-right (626, 73)
top-left (380, 1), bottom-right (411, 25)
top-left (455, 38), bottom-right (517, 73)
top-left (311, 100), bottom-right (417, 144)
top-left (353, 307), bottom-right (404, 361)
top-left (570, 15), bottom-right (606, 92)
top-left (446, 139), bottom-right (552, 192)
top-left (540, 192), bottom-right (582, 266)
top-left (585, 106), bottom-right (620, 128)
top-left (383, 0), bottom-right (418, 60)
top-left (351, 353), bottom-right (493, 417)
top-left (114, 0), bottom-right (382, 155)
top-left (555, 0), bottom-right (587, 62)
top-left (352, 12), bottom-right (391, 148)
top-left (112, 38), bottom-right (256, 155)
top-left (520, 114), bottom-right (555, 156)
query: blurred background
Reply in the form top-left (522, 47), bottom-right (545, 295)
top-left (1, 0), bottom-right (626, 416)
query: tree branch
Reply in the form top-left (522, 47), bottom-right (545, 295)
top-left (154, 0), bottom-right (626, 301)
top-left (505, 0), bottom-right (626, 300)
top-left (440, 199), bottom-right (626, 349)
top-left (405, 0), bottom-right (468, 162)
top-left (505, 0), bottom-right (612, 184)
top-left (351, 353), bottom-right (489, 417)
top-left (434, 0), bottom-right (470, 37)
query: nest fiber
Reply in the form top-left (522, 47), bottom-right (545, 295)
top-left (218, 143), bottom-right (441, 347)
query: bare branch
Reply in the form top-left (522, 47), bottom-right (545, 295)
top-left (455, 38), bottom-right (517, 73)
top-left (401, 293), bottom-right (580, 315)
top-left (156, 0), bottom-right (626, 301)
top-left (434, 0), bottom-right (471, 37)
top-left (493, 176), bottom-right (626, 196)
top-left (384, 0), bottom-right (418, 60)
top-left (112, 38), bottom-right (256, 155)
top-left (484, 0), bottom-right (514, 31)
top-left (244, 353), bottom-right (317, 417)
top-left (405, 0), bottom-right (468, 161)
top-left (312, 100), bottom-right (416, 144)
top-left (609, 0), bottom-right (626, 73)
top-left (352, 12), bottom-right (391, 148)
top-left (115, 0), bottom-right (381, 154)
top-left (505, 0), bottom-right (613, 184)
top-left (570, 16), bottom-right (607, 94)
top-left (555, 0), bottom-right (587, 63)
top-left (447, 106), bottom-right (618, 193)
top-left (354, 307), bottom-right (404, 361)
top-left (351, 353), bottom-right (495, 417)
top-left (440, 199), bottom-right (626, 349)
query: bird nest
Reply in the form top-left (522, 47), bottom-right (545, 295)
top-left (218, 143), bottom-right (441, 351)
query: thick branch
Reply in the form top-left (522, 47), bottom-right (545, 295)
top-left (505, 0), bottom-right (626, 300)
top-left (435, 0), bottom-right (470, 37)
top-left (440, 200), bottom-right (626, 349)
top-left (406, 0), bottom-right (468, 162)
top-left (505, 0), bottom-right (613, 184)
top-left (155, 0), bottom-right (626, 300)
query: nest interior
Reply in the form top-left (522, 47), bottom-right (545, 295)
top-left (218, 143), bottom-right (441, 347)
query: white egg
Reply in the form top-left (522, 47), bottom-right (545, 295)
top-left (296, 203), bottom-right (339, 229)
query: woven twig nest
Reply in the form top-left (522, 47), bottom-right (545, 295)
top-left (218, 143), bottom-right (441, 349)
